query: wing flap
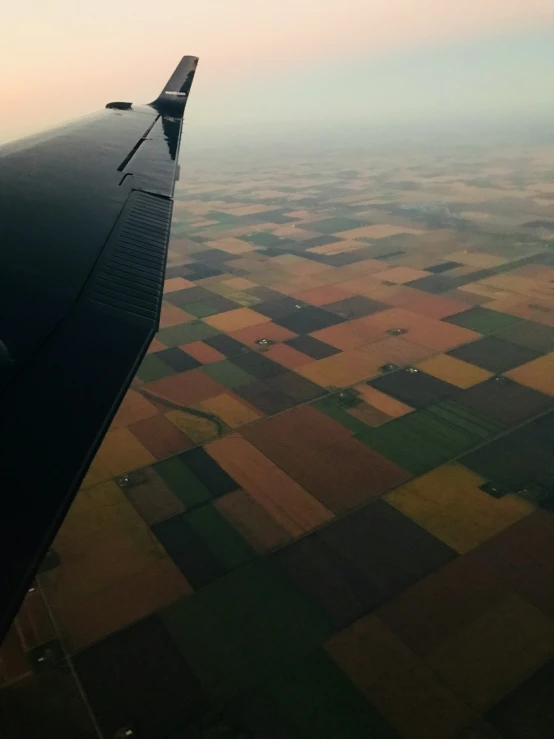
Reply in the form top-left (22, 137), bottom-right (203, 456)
top-left (88, 191), bottom-right (171, 318)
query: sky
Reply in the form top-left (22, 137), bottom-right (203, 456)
top-left (1, 0), bottom-right (554, 143)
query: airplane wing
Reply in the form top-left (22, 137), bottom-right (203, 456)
top-left (0, 55), bottom-right (199, 640)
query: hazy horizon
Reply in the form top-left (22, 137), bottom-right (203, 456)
top-left (1, 2), bottom-right (554, 144)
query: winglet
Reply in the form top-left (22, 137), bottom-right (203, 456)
top-left (151, 55), bottom-right (199, 115)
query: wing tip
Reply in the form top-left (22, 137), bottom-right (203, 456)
top-left (150, 55), bottom-right (199, 114)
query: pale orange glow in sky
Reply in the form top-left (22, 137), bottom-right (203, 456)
top-left (1, 0), bottom-right (553, 142)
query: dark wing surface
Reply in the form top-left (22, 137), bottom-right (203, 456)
top-left (0, 55), bottom-right (198, 640)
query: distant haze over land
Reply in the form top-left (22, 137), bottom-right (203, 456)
top-left (188, 28), bottom-right (554, 131)
top-left (179, 116), bottom-right (554, 162)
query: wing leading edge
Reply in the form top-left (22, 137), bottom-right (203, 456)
top-left (0, 55), bottom-right (198, 641)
